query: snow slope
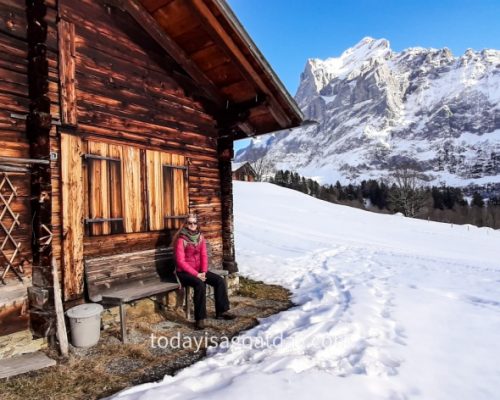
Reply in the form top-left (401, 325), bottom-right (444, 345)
top-left (111, 182), bottom-right (500, 400)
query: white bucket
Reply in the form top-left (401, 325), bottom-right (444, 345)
top-left (66, 303), bottom-right (104, 348)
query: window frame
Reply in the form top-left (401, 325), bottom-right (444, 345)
top-left (83, 153), bottom-right (125, 236)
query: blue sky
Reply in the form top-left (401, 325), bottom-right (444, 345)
top-left (228, 0), bottom-right (500, 151)
top-left (228, 0), bottom-right (500, 95)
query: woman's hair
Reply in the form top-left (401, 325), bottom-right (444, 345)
top-left (170, 213), bottom-right (199, 247)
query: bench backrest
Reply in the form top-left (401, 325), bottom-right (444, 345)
top-left (84, 247), bottom-right (176, 302)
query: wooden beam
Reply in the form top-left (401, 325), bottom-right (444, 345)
top-left (186, 0), bottom-right (292, 129)
top-left (217, 137), bottom-right (237, 273)
top-left (52, 257), bottom-right (69, 357)
top-left (61, 133), bottom-right (84, 301)
top-left (26, 0), bottom-right (55, 338)
top-left (58, 19), bottom-right (77, 126)
top-left (141, 0), bottom-right (174, 13)
top-left (215, 94), bottom-right (268, 137)
top-left (0, 157), bottom-right (50, 166)
top-left (235, 122), bottom-right (255, 137)
top-left (0, 352), bottom-right (56, 379)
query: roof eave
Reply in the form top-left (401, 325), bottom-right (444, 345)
top-left (212, 0), bottom-right (304, 130)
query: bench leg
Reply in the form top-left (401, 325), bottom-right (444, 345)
top-left (185, 287), bottom-right (192, 321)
top-left (119, 303), bottom-right (127, 344)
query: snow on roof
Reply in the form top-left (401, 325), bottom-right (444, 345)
top-left (232, 161), bottom-right (249, 172)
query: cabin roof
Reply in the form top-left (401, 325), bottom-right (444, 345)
top-left (231, 161), bottom-right (255, 174)
top-left (111, 0), bottom-right (303, 139)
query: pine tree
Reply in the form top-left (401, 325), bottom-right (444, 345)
top-left (471, 192), bottom-right (484, 208)
top-left (432, 187), bottom-right (445, 210)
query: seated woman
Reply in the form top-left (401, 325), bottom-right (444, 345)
top-left (173, 213), bottom-right (235, 329)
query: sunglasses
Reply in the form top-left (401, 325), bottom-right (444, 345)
top-left (186, 221), bottom-right (198, 225)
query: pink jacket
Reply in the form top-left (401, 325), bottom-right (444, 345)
top-left (174, 234), bottom-right (208, 277)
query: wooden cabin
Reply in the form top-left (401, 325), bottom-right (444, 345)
top-left (232, 162), bottom-right (257, 182)
top-left (0, 0), bottom-right (302, 356)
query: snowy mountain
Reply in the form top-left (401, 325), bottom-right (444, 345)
top-left (236, 37), bottom-right (500, 186)
top-left (112, 182), bottom-right (500, 399)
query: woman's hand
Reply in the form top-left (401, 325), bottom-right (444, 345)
top-left (197, 272), bottom-right (206, 281)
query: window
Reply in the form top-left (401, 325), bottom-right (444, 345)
top-left (83, 142), bottom-right (188, 235)
top-left (84, 151), bottom-right (124, 236)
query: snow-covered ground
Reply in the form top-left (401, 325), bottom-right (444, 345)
top-left (112, 182), bottom-right (500, 400)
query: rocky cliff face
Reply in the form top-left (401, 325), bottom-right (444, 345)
top-left (236, 37), bottom-right (500, 186)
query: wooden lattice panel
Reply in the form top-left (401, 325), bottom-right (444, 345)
top-left (0, 173), bottom-right (24, 283)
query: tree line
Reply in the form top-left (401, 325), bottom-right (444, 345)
top-left (269, 168), bottom-right (500, 229)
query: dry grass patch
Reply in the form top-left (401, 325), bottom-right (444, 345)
top-left (238, 276), bottom-right (291, 302)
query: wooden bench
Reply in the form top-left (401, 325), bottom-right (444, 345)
top-left (85, 247), bottom-right (179, 343)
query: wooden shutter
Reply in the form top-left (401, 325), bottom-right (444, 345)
top-left (146, 150), bottom-right (164, 231)
top-left (84, 141), bottom-right (126, 236)
top-left (86, 141), bottom-right (111, 235)
top-left (147, 150), bottom-right (188, 230)
top-left (121, 146), bottom-right (143, 232)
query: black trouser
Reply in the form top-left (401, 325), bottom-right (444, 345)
top-left (177, 270), bottom-right (230, 321)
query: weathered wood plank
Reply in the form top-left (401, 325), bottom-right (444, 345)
top-left (26, 0), bottom-right (56, 337)
top-left (142, 0), bottom-right (175, 13)
top-left (77, 129), bottom-right (218, 158)
top-left (87, 141), bottom-right (110, 235)
top-left (85, 247), bottom-right (177, 301)
top-left (61, 134), bottom-right (85, 300)
top-left (83, 231), bottom-right (171, 257)
top-left (58, 20), bottom-right (77, 126)
top-left (101, 281), bottom-right (179, 303)
top-left (146, 149), bottom-right (163, 231)
top-left (122, 145), bottom-right (143, 233)
top-left (154, 4), bottom-right (199, 40)
top-left (218, 137), bottom-right (237, 273)
top-left (76, 106), bottom-right (215, 142)
top-left (52, 258), bottom-right (68, 356)
top-left (0, 352), bottom-right (56, 379)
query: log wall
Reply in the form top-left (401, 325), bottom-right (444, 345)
top-left (0, 0), bottom-right (59, 338)
top-left (1, 0), bottom-right (232, 337)
top-left (0, 1), bottom-right (31, 285)
top-left (58, 0), bottom-right (224, 299)
top-left (0, 1), bottom-right (27, 336)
